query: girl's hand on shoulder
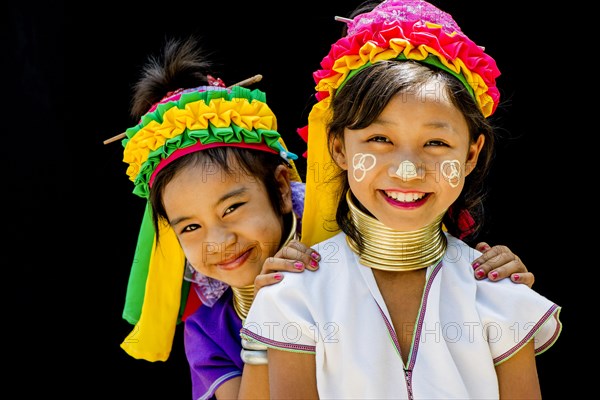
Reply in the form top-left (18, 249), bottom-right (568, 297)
top-left (254, 240), bottom-right (321, 295)
top-left (472, 242), bottom-right (534, 288)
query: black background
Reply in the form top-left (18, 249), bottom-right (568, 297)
top-left (11, 0), bottom-right (583, 397)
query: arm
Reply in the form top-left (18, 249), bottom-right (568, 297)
top-left (268, 349), bottom-right (319, 399)
top-left (227, 242), bottom-right (320, 398)
top-left (238, 365), bottom-right (269, 399)
top-left (473, 243), bottom-right (535, 288)
top-left (242, 242), bottom-right (320, 398)
top-left (216, 365), bottom-right (269, 400)
top-left (214, 377), bottom-right (241, 399)
top-left (254, 240), bottom-right (321, 294)
top-left (495, 340), bottom-right (541, 399)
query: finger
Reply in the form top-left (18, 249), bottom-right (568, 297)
top-left (273, 247), bottom-right (312, 270)
top-left (277, 240), bottom-right (321, 271)
top-left (472, 244), bottom-right (510, 267)
top-left (496, 254), bottom-right (526, 275)
top-left (254, 272), bottom-right (284, 295)
top-left (483, 258), bottom-right (519, 282)
top-left (472, 245), bottom-right (524, 277)
top-left (285, 240), bottom-right (321, 262)
top-left (510, 272), bottom-right (534, 288)
top-left (278, 240), bottom-right (309, 257)
top-left (472, 252), bottom-right (512, 280)
top-left (261, 256), bottom-right (307, 274)
top-left (476, 253), bottom-right (527, 276)
top-left (475, 242), bottom-right (492, 253)
top-left (473, 254), bottom-right (530, 286)
top-left (484, 267), bottom-right (505, 282)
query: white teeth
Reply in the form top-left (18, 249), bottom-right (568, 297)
top-left (385, 191), bottom-right (425, 202)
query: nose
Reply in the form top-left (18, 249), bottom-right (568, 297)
top-left (203, 226), bottom-right (237, 257)
top-left (387, 158), bottom-right (425, 181)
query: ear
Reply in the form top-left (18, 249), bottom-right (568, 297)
top-left (274, 165), bottom-right (293, 214)
top-left (464, 134), bottom-right (485, 176)
top-left (331, 137), bottom-right (349, 170)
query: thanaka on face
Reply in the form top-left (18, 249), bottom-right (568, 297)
top-left (332, 83), bottom-right (484, 232)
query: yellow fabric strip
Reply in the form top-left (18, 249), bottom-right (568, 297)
top-left (120, 221), bottom-right (186, 361)
top-left (301, 99), bottom-right (343, 247)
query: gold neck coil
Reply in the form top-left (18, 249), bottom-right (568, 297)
top-left (345, 190), bottom-right (446, 271)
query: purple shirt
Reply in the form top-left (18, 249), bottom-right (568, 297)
top-left (184, 288), bottom-right (243, 400)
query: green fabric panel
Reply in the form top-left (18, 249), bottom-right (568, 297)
top-left (122, 201), bottom-right (154, 324)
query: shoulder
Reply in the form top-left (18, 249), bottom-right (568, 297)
top-left (256, 232), bottom-right (355, 300)
top-left (439, 233), bottom-right (482, 283)
top-left (439, 234), bottom-right (562, 358)
top-left (307, 232), bottom-right (356, 277)
top-left (312, 231), bottom-right (353, 267)
top-left (443, 233), bottom-right (482, 263)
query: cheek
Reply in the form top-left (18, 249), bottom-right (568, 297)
top-left (244, 213), bottom-right (284, 255)
top-left (178, 238), bottom-right (203, 267)
top-left (349, 153), bottom-right (377, 183)
top-left (439, 159), bottom-right (463, 188)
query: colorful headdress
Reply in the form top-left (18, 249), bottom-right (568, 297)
top-left (118, 83), bottom-right (300, 361)
top-left (300, 0), bottom-right (500, 247)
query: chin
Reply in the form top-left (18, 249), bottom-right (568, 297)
top-left (380, 217), bottom-right (423, 232)
top-left (234, 269), bottom-right (261, 288)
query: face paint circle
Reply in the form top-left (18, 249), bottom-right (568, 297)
top-left (352, 153), bottom-right (376, 182)
top-left (441, 159), bottom-right (461, 188)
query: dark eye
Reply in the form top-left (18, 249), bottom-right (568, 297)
top-left (368, 136), bottom-right (391, 143)
top-left (182, 224), bottom-right (200, 233)
top-left (426, 140), bottom-right (448, 147)
top-left (224, 202), bottom-right (244, 216)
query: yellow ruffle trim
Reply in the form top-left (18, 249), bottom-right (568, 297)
top-left (316, 40), bottom-right (494, 118)
top-left (123, 97), bottom-right (277, 182)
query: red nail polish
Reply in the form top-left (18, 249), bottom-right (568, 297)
top-left (513, 274), bottom-right (520, 281)
top-left (294, 262), bottom-right (303, 270)
top-left (472, 262), bottom-right (480, 270)
top-left (491, 271), bottom-right (498, 280)
top-left (310, 259), bottom-right (318, 268)
top-left (476, 269), bottom-right (485, 278)
top-left (274, 273), bottom-right (283, 281)
top-left (311, 251), bottom-right (320, 260)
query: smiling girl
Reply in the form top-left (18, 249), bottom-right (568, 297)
top-left (242, 1), bottom-right (562, 398)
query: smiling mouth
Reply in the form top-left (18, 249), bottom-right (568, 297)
top-left (216, 248), bottom-right (253, 271)
top-left (383, 190), bottom-right (428, 203)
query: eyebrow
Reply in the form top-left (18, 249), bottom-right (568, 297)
top-left (216, 187), bottom-right (248, 206)
top-left (374, 117), bottom-right (453, 129)
top-left (169, 187), bottom-right (248, 227)
top-left (372, 118), bottom-right (458, 135)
